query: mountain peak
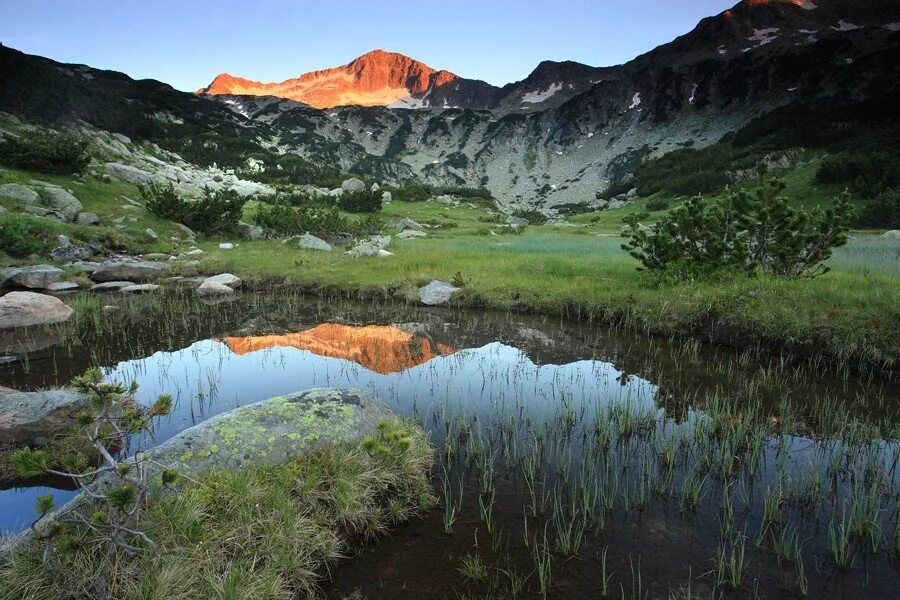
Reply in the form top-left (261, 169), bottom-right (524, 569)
top-left (197, 50), bottom-right (469, 109)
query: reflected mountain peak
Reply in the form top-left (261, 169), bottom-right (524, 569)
top-left (222, 323), bottom-right (453, 374)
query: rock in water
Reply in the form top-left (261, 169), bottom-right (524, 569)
top-left (0, 292), bottom-right (74, 329)
top-left (90, 261), bottom-right (169, 282)
top-left (0, 389), bottom-right (88, 446)
top-left (202, 273), bottom-right (242, 289)
top-left (1, 265), bottom-right (65, 290)
top-left (417, 280), bottom-right (461, 306)
top-left (197, 281), bottom-right (234, 296)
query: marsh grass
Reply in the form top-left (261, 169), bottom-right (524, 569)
top-left (0, 419), bottom-right (434, 599)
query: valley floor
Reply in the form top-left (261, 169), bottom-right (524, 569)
top-left (2, 166), bottom-right (898, 371)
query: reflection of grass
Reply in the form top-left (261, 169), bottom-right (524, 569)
top-left (1, 419), bottom-right (434, 598)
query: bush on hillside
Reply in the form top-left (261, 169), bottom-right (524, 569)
top-left (854, 188), bottom-right (899, 229)
top-left (621, 167), bottom-right (854, 279)
top-left (512, 209), bottom-right (548, 225)
top-left (141, 183), bottom-right (246, 235)
top-left (338, 189), bottom-right (382, 213)
top-left (254, 202), bottom-right (383, 238)
top-left (817, 150), bottom-right (899, 199)
top-left (645, 198), bottom-right (670, 212)
top-left (0, 131), bottom-right (90, 175)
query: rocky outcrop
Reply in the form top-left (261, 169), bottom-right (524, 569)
top-left (89, 261), bottom-right (170, 283)
top-left (0, 291), bottom-right (74, 329)
top-left (0, 389), bottom-right (88, 447)
top-left (418, 280), bottom-right (461, 306)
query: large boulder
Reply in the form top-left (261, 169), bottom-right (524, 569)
top-left (0, 292), bottom-right (74, 329)
top-left (341, 177), bottom-right (366, 192)
top-left (1, 388), bottom-right (397, 558)
top-left (881, 230), bottom-right (900, 240)
top-left (288, 233), bottom-right (332, 252)
top-left (418, 280), bottom-right (461, 306)
top-left (398, 229), bottom-right (427, 239)
top-left (90, 261), bottom-right (170, 282)
top-left (1, 265), bottom-right (65, 290)
top-left (0, 183), bottom-right (39, 205)
top-left (105, 162), bottom-right (155, 186)
top-left (38, 187), bottom-right (82, 221)
top-left (0, 389), bottom-right (88, 447)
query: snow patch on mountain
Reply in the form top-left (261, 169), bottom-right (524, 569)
top-left (522, 82), bottom-right (563, 103)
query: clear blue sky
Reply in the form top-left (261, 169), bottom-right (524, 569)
top-left (1, 1), bottom-right (737, 91)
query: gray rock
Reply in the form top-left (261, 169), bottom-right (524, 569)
top-left (203, 273), bottom-right (242, 289)
top-left (45, 281), bottom-right (80, 293)
top-left (197, 281), bottom-right (234, 296)
top-left (347, 235), bottom-right (391, 258)
top-left (76, 212), bottom-right (100, 226)
top-left (626, 188), bottom-right (638, 198)
top-left (341, 177), bottom-right (366, 192)
top-left (288, 233), bottom-right (332, 252)
top-left (90, 281), bottom-right (135, 292)
top-left (506, 216), bottom-right (529, 227)
top-left (51, 237), bottom-right (91, 262)
top-left (397, 218), bottom-right (426, 231)
top-left (119, 284), bottom-right (160, 294)
top-left (90, 261), bottom-right (169, 282)
top-left (418, 280), bottom-right (461, 306)
top-left (381, 191), bottom-right (392, 204)
top-left (104, 162), bottom-right (155, 186)
top-left (0, 291), bottom-right (74, 329)
top-left (0, 183), bottom-right (39, 205)
top-left (1, 265), bottom-right (65, 289)
top-left (237, 221), bottom-right (265, 240)
top-left (435, 194), bottom-right (455, 205)
top-left (142, 253), bottom-right (172, 262)
top-left (398, 229), bottom-right (427, 239)
top-left (38, 187), bottom-right (82, 221)
top-left (880, 230), bottom-right (900, 240)
top-left (0, 389), bottom-right (88, 447)
top-left (145, 228), bottom-right (158, 240)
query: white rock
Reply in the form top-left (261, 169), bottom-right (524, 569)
top-left (341, 178), bottom-right (366, 192)
top-left (119, 284), bottom-right (159, 293)
top-left (417, 280), bottom-right (461, 306)
top-left (203, 273), bottom-right (242, 289)
top-left (197, 281), bottom-right (234, 296)
top-left (218, 242), bottom-right (234, 250)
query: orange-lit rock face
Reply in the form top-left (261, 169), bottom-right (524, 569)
top-left (199, 50), bottom-right (459, 109)
top-left (222, 323), bottom-right (453, 374)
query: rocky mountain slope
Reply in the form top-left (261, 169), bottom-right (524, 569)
top-left (2, 0), bottom-right (898, 211)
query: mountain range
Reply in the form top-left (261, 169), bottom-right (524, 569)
top-left (2, 0), bottom-right (899, 209)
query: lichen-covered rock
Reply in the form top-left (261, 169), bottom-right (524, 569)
top-left (287, 233), bottom-right (332, 252)
top-left (0, 292), bottom-right (74, 329)
top-left (341, 177), bottom-right (366, 192)
top-left (37, 186), bottom-right (82, 221)
top-left (0, 388), bottom-right (396, 558)
top-left (398, 229), bottom-right (427, 239)
top-left (418, 280), bottom-right (461, 306)
top-left (0, 389), bottom-right (88, 446)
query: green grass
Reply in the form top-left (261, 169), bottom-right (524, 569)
top-left (1, 163), bottom-right (897, 368)
top-left (0, 419), bottom-right (434, 600)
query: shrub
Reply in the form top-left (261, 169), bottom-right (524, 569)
top-left (817, 150), bottom-right (899, 198)
top-left (855, 188), bottom-right (899, 229)
top-left (338, 189), bottom-right (382, 213)
top-left (0, 131), bottom-right (90, 174)
top-left (512, 209), bottom-right (548, 225)
top-left (621, 167), bottom-right (854, 278)
top-left (142, 183), bottom-right (246, 235)
top-left (645, 198), bottom-right (670, 212)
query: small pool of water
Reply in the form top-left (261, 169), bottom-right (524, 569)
top-left (1, 289), bottom-right (896, 597)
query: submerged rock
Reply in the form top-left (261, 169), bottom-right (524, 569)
top-left (0, 291), bottom-right (74, 329)
top-left (197, 281), bottom-right (234, 296)
top-left (202, 273), bottom-right (242, 289)
top-left (0, 388), bottom-right (88, 447)
top-left (417, 280), bottom-right (461, 306)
